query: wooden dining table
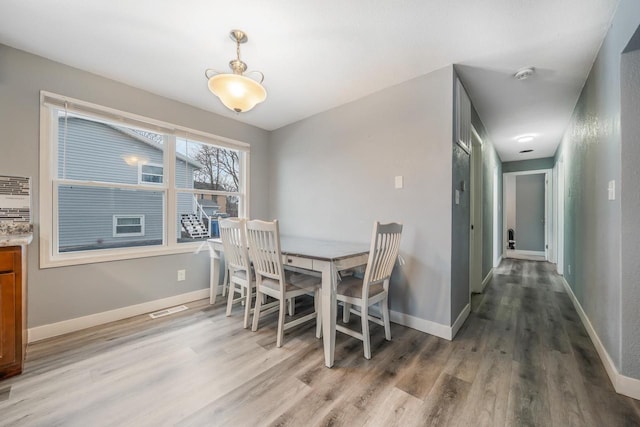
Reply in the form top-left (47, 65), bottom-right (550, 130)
top-left (207, 236), bottom-right (369, 367)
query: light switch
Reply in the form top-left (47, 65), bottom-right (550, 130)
top-left (608, 180), bottom-right (615, 201)
top-left (455, 190), bottom-right (460, 205)
top-left (395, 176), bottom-right (403, 189)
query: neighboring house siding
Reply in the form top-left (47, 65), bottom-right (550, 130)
top-left (57, 118), bottom-right (163, 183)
top-left (58, 186), bottom-right (164, 249)
top-left (57, 117), bottom-right (198, 249)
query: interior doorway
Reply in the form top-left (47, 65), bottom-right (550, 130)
top-left (469, 127), bottom-right (483, 293)
top-left (556, 157), bottom-right (564, 274)
top-left (503, 169), bottom-right (552, 261)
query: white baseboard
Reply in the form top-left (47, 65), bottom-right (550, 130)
top-left (493, 254), bottom-right (503, 269)
top-left (480, 268), bottom-right (494, 292)
top-left (28, 289), bottom-right (210, 343)
top-left (451, 304), bottom-right (470, 339)
top-left (390, 304), bottom-right (469, 341)
top-left (561, 277), bottom-right (640, 400)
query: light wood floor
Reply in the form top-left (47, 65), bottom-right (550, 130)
top-left (1, 259), bottom-right (639, 426)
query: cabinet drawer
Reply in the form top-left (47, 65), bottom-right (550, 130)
top-left (282, 255), bottom-right (313, 270)
top-left (0, 252), bottom-right (14, 273)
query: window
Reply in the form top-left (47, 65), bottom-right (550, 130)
top-left (40, 91), bottom-right (250, 267)
top-left (175, 138), bottom-right (242, 241)
top-left (113, 215), bottom-right (145, 237)
top-left (139, 164), bottom-right (163, 184)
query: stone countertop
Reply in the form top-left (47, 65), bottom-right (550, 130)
top-left (0, 222), bottom-right (34, 246)
top-left (0, 233), bottom-right (33, 247)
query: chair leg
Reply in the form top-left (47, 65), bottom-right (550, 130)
top-left (381, 298), bottom-right (391, 341)
top-left (276, 298), bottom-right (286, 348)
top-left (222, 267), bottom-right (229, 297)
top-left (243, 285), bottom-right (252, 329)
top-left (226, 281), bottom-right (236, 317)
top-left (343, 302), bottom-right (351, 323)
top-left (361, 303), bottom-right (371, 359)
top-left (252, 289), bottom-right (263, 332)
top-left (315, 289), bottom-right (322, 339)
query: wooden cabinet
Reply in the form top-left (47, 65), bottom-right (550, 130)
top-left (0, 246), bottom-right (25, 380)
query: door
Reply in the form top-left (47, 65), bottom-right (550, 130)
top-left (515, 173), bottom-right (546, 253)
top-left (469, 128), bottom-right (483, 293)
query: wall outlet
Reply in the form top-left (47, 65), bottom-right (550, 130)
top-left (608, 180), bottom-right (615, 200)
top-left (395, 175), bottom-right (403, 189)
top-left (177, 269), bottom-right (186, 281)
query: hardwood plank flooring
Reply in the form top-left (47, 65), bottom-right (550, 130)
top-left (1, 259), bottom-right (639, 426)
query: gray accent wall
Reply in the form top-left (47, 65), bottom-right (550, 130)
top-left (269, 66), bottom-right (455, 326)
top-left (554, 0), bottom-right (640, 380)
top-left (515, 174), bottom-right (545, 251)
top-left (471, 108), bottom-right (503, 280)
top-left (502, 157), bottom-right (554, 173)
top-left (620, 43), bottom-right (640, 377)
top-left (0, 44), bottom-right (269, 328)
top-left (450, 137), bottom-right (470, 322)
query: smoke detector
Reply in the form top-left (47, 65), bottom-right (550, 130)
top-left (514, 67), bottom-right (535, 81)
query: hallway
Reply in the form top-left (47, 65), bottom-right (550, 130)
top-left (1, 260), bottom-right (639, 426)
top-left (468, 259), bottom-right (640, 426)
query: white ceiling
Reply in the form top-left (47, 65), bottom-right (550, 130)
top-left (0, 0), bottom-right (619, 161)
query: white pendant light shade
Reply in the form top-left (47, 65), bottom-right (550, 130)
top-left (204, 30), bottom-right (267, 113)
top-left (207, 73), bottom-right (267, 113)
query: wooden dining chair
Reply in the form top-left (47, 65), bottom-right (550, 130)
top-left (246, 219), bottom-right (322, 347)
top-left (219, 218), bottom-right (255, 329)
top-left (337, 221), bottom-right (403, 359)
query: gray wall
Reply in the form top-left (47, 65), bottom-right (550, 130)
top-left (450, 138), bottom-right (470, 321)
top-left (620, 44), bottom-right (640, 377)
top-left (471, 108), bottom-right (503, 280)
top-left (515, 174), bottom-right (545, 251)
top-left (450, 72), bottom-right (470, 322)
top-left (0, 44), bottom-right (270, 327)
top-left (502, 157), bottom-right (554, 173)
top-left (269, 66), bottom-right (455, 326)
top-left (554, 0), bottom-right (640, 379)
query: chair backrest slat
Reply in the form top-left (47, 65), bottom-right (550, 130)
top-left (246, 219), bottom-right (284, 282)
top-left (363, 222), bottom-right (403, 287)
top-left (219, 218), bottom-right (250, 273)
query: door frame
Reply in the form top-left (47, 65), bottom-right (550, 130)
top-left (502, 168), bottom-right (552, 261)
top-left (469, 126), bottom-right (483, 293)
top-left (556, 156), bottom-right (564, 274)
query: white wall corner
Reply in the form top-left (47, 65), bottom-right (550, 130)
top-left (451, 304), bottom-right (470, 339)
top-left (390, 310), bottom-right (453, 340)
top-left (561, 277), bottom-right (640, 400)
top-left (480, 268), bottom-right (494, 293)
top-left (28, 289), bottom-right (210, 343)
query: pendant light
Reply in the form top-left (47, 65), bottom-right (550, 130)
top-left (205, 30), bottom-right (267, 113)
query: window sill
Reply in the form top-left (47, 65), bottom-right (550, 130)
top-left (40, 242), bottom-right (212, 269)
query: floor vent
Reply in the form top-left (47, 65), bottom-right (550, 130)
top-left (149, 305), bottom-right (188, 319)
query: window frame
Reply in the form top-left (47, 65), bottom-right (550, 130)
top-left (39, 91), bottom-right (250, 268)
top-left (138, 163), bottom-right (164, 185)
top-left (113, 215), bottom-right (145, 237)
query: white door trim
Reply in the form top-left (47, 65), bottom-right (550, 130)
top-left (502, 169), bottom-right (552, 261)
top-left (470, 126), bottom-right (483, 293)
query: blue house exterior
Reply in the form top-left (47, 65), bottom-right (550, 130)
top-left (57, 117), bottom-right (203, 251)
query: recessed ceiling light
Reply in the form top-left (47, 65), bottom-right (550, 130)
top-left (517, 136), bottom-right (534, 143)
top-left (519, 149), bottom-right (534, 153)
top-left (514, 67), bottom-right (535, 81)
